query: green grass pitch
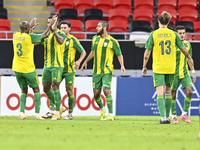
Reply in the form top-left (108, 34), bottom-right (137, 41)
top-left (0, 116), bottom-right (199, 150)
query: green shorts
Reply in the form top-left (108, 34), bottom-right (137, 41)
top-left (62, 72), bottom-right (75, 86)
top-left (171, 75), bottom-right (192, 91)
top-left (93, 74), bottom-right (113, 90)
top-left (42, 67), bottom-right (63, 83)
top-left (15, 71), bottom-right (39, 90)
top-left (153, 73), bottom-right (174, 87)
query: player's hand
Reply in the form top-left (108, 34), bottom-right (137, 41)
top-left (51, 16), bottom-right (58, 30)
top-left (142, 67), bottom-right (147, 76)
top-left (80, 62), bottom-right (87, 71)
top-left (74, 61), bottom-right (80, 70)
top-left (192, 73), bottom-right (196, 83)
top-left (121, 66), bottom-right (126, 76)
top-left (29, 18), bottom-right (37, 28)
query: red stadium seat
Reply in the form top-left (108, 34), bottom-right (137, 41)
top-left (133, 9), bottom-right (153, 26)
top-left (178, 0), bottom-right (197, 11)
top-left (108, 20), bottom-right (127, 32)
top-left (134, 0), bottom-right (154, 10)
top-left (186, 34), bottom-right (193, 41)
top-left (85, 20), bottom-right (102, 32)
top-left (179, 10), bottom-right (198, 22)
top-left (193, 21), bottom-right (200, 40)
top-left (74, 0), bottom-right (93, 15)
top-left (65, 20), bottom-right (85, 39)
top-left (94, 0), bottom-right (112, 15)
top-left (158, 0), bottom-right (177, 10)
top-left (0, 19), bottom-right (11, 39)
top-left (54, 0), bottom-right (74, 15)
top-left (193, 35), bottom-right (200, 40)
top-left (108, 9), bottom-right (129, 23)
top-left (157, 9), bottom-right (177, 25)
top-left (113, 0), bottom-right (132, 15)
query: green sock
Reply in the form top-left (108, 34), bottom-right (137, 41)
top-left (54, 89), bottom-right (61, 111)
top-left (94, 97), bottom-right (103, 109)
top-left (157, 96), bottom-right (165, 117)
top-left (106, 95), bottom-right (113, 113)
top-left (183, 96), bottom-right (192, 112)
top-left (45, 89), bottom-right (55, 111)
top-left (34, 92), bottom-right (41, 113)
top-left (68, 94), bottom-right (75, 114)
top-left (20, 93), bottom-right (27, 113)
top-left (171, 99), bottom-right (177, 115)
top-left (165, 95), bottom-right (172, 117)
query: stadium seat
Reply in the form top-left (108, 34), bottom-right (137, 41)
top-left (158, 0), bottom-right (177, 10)
top-left (133, 9), bottom-right (153, 26)
top-left (134, 0), bottom-right (154, 10)
top-left (74, 0), bottom-right (93, 15)
top-left (85, 20), bottom-right (102, 32)
top-left (185, 34), bottom-right (193, 41)
top-left (108, 20), bottom-right (127, 32)
top-left (0, 0), bottom-right (3, 8)
top-left (178, 0), bottom-right (197, 11)
top-left (58, 9), bottom-right (78, 21)
top-left (108, 9), bottom-right (129, 27)
top-left (94, 0), bottom-right (112, 15)
top-left (0, 19), bottom-right (11, 39)
top-left (193, 35), bottom-right (200, 40)
top-left (157, 9), bottom-right (177, 25)
top-left (54, 0), bottom-right (74, 15)
top-left (193, 21), bottom-right (200, 40)
top-left (176, 21), bottom-right (194, 32)
top-left (0, 8), bottom-right (7, 19)
top-left (179, 10), bottom-right (198, 22)
top-left (84, 9), bottom-right (103, 22)
top-left (132, 21), bottom-right (151, 32)
top-left (113, 0), bottom-right (132, 15)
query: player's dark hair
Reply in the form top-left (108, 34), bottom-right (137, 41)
top-left (100, 21), bottom-right (109, 30)
top-left (159, 11), bottom-right (171, 25)
top-left (48, 15), bottom-right (54, 19)
top-left (174, 26), bottom-right (186, 32)
top-left (59, 21), bottom-right (71, 28)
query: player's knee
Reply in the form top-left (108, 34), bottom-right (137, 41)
top-left (94, 93), bottom-right (101, 99)
top-left (66, 89), bottom-right (73, 95)
top-left (103, 88), bottom-right (111, 96)
top-left (186, 89), bottom-right (193, 97)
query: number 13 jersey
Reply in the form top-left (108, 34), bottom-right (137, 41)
top-left (12, 32), bottom-right (43, 73)
top-left (145, 28), bottom-right (183, 74)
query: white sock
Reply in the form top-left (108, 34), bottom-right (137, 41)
top-left (56, 111), bottom-right (59, 115)
top-left (182, 111), bottom-right (187, 116)
top-left (172, 115), bottom-right (176, 119)
top-left (50, 110), bottom-right (54, 113)
top-left (161, 117), bottom-right (166, 121)
top-left (100, 107), bottom-right (105, 111)
top-left (108, 113), bottom-right (113, 117)
top-left (35, 113), bottom-right (39, 115)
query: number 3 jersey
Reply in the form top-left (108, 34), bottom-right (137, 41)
top-left (145, 28), bottom-right (183, 74)
top-left (12, 32), bottom-right (43, 73)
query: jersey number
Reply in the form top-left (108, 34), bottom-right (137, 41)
top-left (17, 43), bottom-right (22, 57)
top-left (159, 40), bottom-right (171, 55)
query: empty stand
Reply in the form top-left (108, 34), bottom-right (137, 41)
top-left (108, 9), bottom-right (129, 26)
top-left (94, 0), bottom-right (112, 15)
top-left (58, 9), bottom-right (78, 21)
top-left (178, 0), bottom-right (197, 11)
top-left (85, 20), bottom-right (101, 32)
top-left (54, 0), bottom-right (74, 15)
top-left (157, 9), bottom-right (177, 25)
top-left (176, 21), bottom-right (194, 32)
top-left (134, 0), bottom-right (154, 10)
top-left (108, 20), bottom-right (127, 32)
top-left (0, 8), bottom-right (7, 19)
top-left (84, 9), bottom-right (103, 21)
top-left (132, 21), bottom-right (151, 32)
top-left (133, 9), bottom-right (153, 26)
top-left (74, 0), bottom-right (93, 15)
top-left (0, 19), bottom-right (12, 38)
top-left (113, 0), bottom-right (132, 15)
top-left (179, 9), bottom-right (198, 22)
top-left (0, 0), bottom-right (3, 8)
top-left (158, 0), bottom-right (177, 10)
top-left (193, 21), bottom-right (200, 40)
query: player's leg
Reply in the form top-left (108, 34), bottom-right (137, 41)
top-left (15, 72), bottom-right (28, 119)
top-left (180, 76), bottom-right (193, 123)
top-left (153, 73), bottom-right (166, 124)
top-left (63, 72), bottom-right (75, 120)
top-left (102, 74), bottom-right (114, 121)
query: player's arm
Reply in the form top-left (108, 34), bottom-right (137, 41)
top-left (117, 54), bottom-right (126, 76)
top-left (142, 49), bottom-right (151, 76)
top-left (180, 46), bottom-right (194, 69)
top-left (187, 44), bottom-right (196, 83)
top-left (74, 50), bottom-right (86, 70)
top-left (42, 15), bottom-right (57, 39)
top-left (80, 50), bottom-right (94, 71)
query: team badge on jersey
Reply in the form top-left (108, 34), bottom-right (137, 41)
top-left (66, 41), bottom-right (69, 46)
top-left (104, 42), bottom-right (108, 47)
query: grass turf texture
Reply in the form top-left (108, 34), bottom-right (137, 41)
top-left (0, 116), bottom-right (199, 150)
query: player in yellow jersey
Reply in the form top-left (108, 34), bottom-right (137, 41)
top-left (58, 21), bottom-right (86, 120)
top-left (81, 21), bottom-right (126, 121)
top-left (142, 11), bottom-right (194, 124)
top-left (12, 17), bottom-right (56, 120)
top-left (42, 16), bottom-right (66, 120)
top-left (171, 26), bottom-right (196, 124)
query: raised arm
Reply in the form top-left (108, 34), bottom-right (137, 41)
top-left (80, 50), bottom-right (94, 71)
top-left (117, 54), bottom-right (126, 76)
top-left (142, 49), bottom-right (152, 76)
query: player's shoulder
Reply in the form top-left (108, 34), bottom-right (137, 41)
top-left (183, 40), bottom-right (191, 45)
top-left (108, 35), bottom-right (118, 43)
top-left (92, 35), bottom-right (99, 40)
top-left (57, 29), bottom-right (65, 35)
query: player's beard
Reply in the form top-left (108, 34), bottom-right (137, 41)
top-left (97, 28), bottom-right (104, 36)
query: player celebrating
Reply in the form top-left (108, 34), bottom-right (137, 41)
top-left (12, 18), bottom-right (55, 120)
top-left (42, 16), bottom-right (66, 120)
top-left (171, 26), bottom-right (196, 124)
top-left (81, 21), bottom-right (126, 121)
top-left (58, 21), bottom-right (86, 120)
top-left (142, 11), bottom-right (194, 124)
